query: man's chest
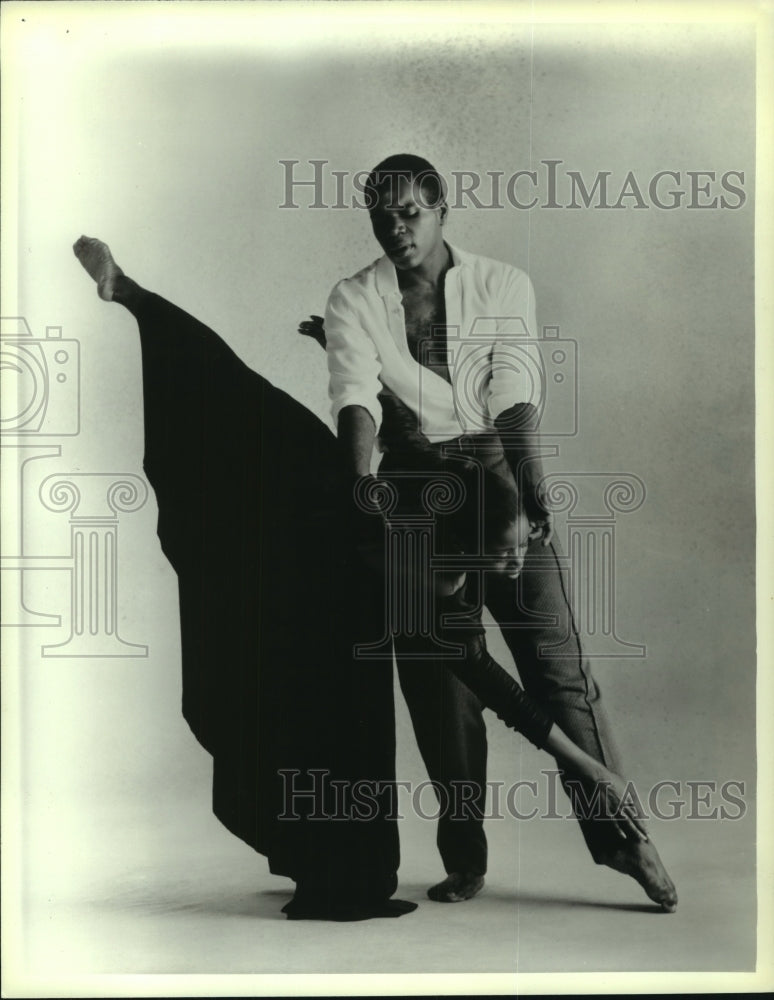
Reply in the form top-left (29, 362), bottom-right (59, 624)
top-left (400, 286), bottom-right (451, 382)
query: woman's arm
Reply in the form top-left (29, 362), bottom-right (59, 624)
top-left (543, 722), bottom-right (648, 842)
top-left (440, 600), bottom-right (646, 842)
top-left (443, 625), bottom-right (555, 751)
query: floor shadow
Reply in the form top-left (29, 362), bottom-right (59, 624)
top-left (204, 890), bottom-right (296, 920)
top-left (95, 886), bottom-right (295, 921)
top-left (398, 881), bottom-right (661, 915)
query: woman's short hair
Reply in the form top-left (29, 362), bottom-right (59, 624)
top-left (444, 461), bottom-right (521, 555)
top-left (392, 457), bottom-right (521, 557)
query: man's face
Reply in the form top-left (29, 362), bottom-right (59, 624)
top-left (369, 175), bottom-right (446, 271)
top-left (484, 510), bottom-right (534, 580)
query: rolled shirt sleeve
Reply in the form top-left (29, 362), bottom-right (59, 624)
top-left (325, 279), bottom-right (384, 431)
top-left (486, 267), bottom-right (545, 421)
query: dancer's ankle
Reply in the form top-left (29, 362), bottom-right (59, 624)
top-left (112, 274), bottom-right (145, 309)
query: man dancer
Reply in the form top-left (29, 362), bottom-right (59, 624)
top-left (319, 153), bottom-right (677, 911)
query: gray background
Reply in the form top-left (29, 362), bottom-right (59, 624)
top-left (5, 3), bottom-right (758, 985)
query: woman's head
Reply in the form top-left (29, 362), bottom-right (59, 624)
top-left (436, 461), bottom-right (534, 580)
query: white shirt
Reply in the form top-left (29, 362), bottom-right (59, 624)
top-left (325, 242), bottom-right (542, 443)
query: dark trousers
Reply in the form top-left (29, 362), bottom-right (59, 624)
top-left (382, 437), bottom-right (625, 875)
top-left (484, 537), bottom-right (623, 862)
top-left (395, 653), bottom-right (490, 875)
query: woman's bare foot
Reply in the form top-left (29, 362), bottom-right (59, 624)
top-left (427, 871), bottom-right (485, 902)
top-left (599, 839), bottom-right (678, 912)
top-left (72, 236), bottom-right (124, 301)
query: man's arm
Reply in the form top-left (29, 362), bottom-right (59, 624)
top-left (300, 312), bottom-right (432, 473)
top-left (325, 280), bottom-right (382, 479)
top-left (338, 405), bottom-right (376, 480)
top-left (487, 268), bottom-right (553, 544)
top-left (324, 281), bottom-right (384, 478)
top-left (494, 402), bottom-right (553, 545)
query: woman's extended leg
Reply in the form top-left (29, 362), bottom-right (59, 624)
top-left (72, 236), bottom-right (413, 920)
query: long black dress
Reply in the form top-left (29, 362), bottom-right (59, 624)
top-left (131, 291), bottom-right (403, 918)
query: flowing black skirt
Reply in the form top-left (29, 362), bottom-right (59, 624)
top-left (133, 292), bottom-right (400, 915)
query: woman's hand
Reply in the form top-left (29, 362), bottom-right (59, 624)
top-left (298, 314), bottom-right (326, 349)
top-left (545, 724), bottom-right (648, 843)
top-left (584, 764), bottom-right (649, 844)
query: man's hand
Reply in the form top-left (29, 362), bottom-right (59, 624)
top-left (525, 488), bottom-right (554, 547)
top-left (347, 472), bottom-right (390, 573)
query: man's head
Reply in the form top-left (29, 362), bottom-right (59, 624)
top-left (364, 154), bottom-right (448, 271)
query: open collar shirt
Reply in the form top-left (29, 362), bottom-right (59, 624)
top-left (325, 242), bottom-right (542, 444)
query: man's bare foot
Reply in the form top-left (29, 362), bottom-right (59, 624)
top-left (73, 236), bottom-right (124, 301)
top-left (427, 872), bottom-right (485, 903)
top-left (599, 839), bottom-right (678, 912)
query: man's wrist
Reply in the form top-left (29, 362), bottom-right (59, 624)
top-left (522, 479), bottom-right (549, 514)
top-left (346, 470), bottom-right (375, 491)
